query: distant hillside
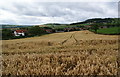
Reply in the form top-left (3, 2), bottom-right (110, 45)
top-left (1, 18), bottom-right (119, 29)
top-left (44, 23), bottom-right (68, 25)
top-left (70, 18), bottom-right (119, 25)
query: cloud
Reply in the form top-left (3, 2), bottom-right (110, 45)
top-left (0, 0), bottom-right (118, 25)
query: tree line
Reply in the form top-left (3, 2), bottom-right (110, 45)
top-left (2, 26), bottom-right (46, 40)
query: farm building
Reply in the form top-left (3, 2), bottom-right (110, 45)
top-left (55, 30), bottom-right (64, 33)
top-left (42, 27), bottom-right (55, 33)
top-left (45, 29), bottom-right (54, 33)
top-left (86, 25), bottom-right (93, 28)
top-left (14, 30), bottom-right (27, 36)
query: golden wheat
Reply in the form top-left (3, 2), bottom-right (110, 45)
top-left (2, 30), bottom-right (119, 75)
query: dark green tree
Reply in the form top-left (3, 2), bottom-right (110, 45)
top-left (91, 24), bottom-right (99, 33)
top-left (2, 29), bottom-right (13, 40)
top-left (28, 26), bottom-right (46, 36)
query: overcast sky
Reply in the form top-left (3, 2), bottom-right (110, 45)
top-left (0, 0), bottom-right (119, 25)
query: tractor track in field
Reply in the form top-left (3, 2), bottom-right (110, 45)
top-left (61, 33), bottom-right (74, 45)
top-left (61, 32), bottom-right (79, 45)
top-left (73, 33), bottom-right (79, 44)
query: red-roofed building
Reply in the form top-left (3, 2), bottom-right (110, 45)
top-left (45, 29), bottom-right (53, 33)
top-left (14, 30), bottom-right (27, 36)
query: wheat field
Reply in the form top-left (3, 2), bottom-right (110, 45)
top-left (2, 30), bottom-right (119, 75)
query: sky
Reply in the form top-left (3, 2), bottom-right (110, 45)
top-left (0, 0), bottom-right (119, 25)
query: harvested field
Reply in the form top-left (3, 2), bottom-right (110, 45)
top-left (2, 30), bottom-right (119, 75)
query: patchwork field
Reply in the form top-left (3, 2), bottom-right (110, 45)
top-left (2, 30), bottom-right (119, 75)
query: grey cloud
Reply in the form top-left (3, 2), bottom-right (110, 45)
top-left (0, 20), bottom-right (17, 24)
top-left (0, 2), bottom-right (118, 25)
top-left (4, 2), bottom-right (105, 17)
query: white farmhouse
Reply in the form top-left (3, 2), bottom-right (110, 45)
top-left (14, 30), bottom-right (26, 36)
